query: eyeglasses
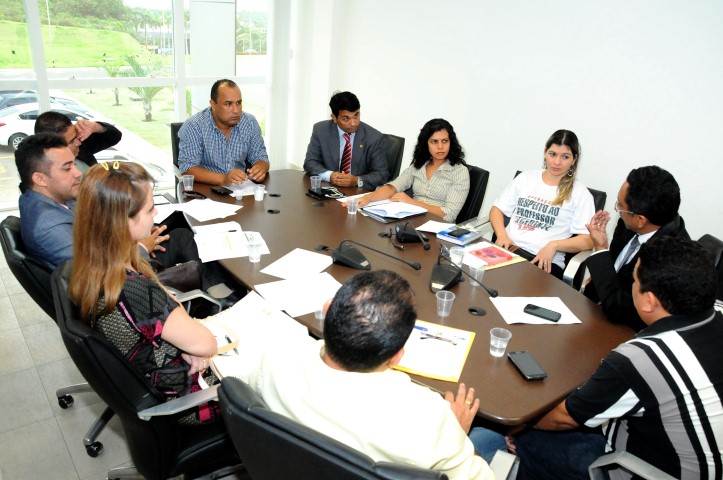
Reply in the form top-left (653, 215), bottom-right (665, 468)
top-left (614, 200), bottom-right (635, 216)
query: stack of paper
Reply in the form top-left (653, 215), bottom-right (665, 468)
top-left (361, 201), bottom-right (428, 222)
top-left (194, 227), bottom-right (270, 262)
top-left (183, 198), bottom-right (242, 222)
top-left (254, 272), bottom-right (342, 317)
top-left (464, 241), bottom-right (526, 270)
top-left (395, 320), bottom-right (475, 382)
top-left (205, 291), bottom-right (311, 381)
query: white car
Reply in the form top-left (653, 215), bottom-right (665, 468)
top-left (0, 102), bottom-right (111, 150)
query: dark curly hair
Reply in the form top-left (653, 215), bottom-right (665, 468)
top-left (636, 236), bottom-right (715, 316)
top-left (625, 166), bottom-right (680, 226)
top-left (411, 118), bottom-right (466, 169)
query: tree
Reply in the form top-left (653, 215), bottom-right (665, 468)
top-left (101, 61), bottom-right (123, 106)
top-left (122, 55), bottom-right (165, 121)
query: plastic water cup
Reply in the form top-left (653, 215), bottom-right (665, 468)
top-left (489, 327), bottom-right (512, 357)
top-left (469, 265), bottom-right (486, 286)
top-left (248, 242), bottom-right (261, 263)
top-left (314, 308), bottom-right (326, 321)
top-left (347, 197), bottom-right (359, 215)
top-left (310, 176), bottom-right (321, 192)
top-left (450, 246), bottom-right (465, 267)
top-left (182, 175), bottom-right (194, 191)
top-left (436, 290), bottom-right (456, 317)
top-left (254, 185), bottom-right (265, 201)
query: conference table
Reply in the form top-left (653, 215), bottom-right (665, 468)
top-left (182, 169), bottom-right (633, 427)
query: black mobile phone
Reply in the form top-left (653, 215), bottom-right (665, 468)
top-left (523, 303), bottom-right (561, 322)
top-left (211, 186), bottom-right (233, 195)
top-left (508, 350), bottom-right (547, 380)
top-left (448, 228), bottom-right (470, 238)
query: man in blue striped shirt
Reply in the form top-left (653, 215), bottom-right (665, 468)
top-left (512, 236), bottom-right (723, 479)
top-left (178, 79), bottom-right (269, 186)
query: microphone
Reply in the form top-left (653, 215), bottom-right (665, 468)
top-left (330, 240), bottom-right (422, 271)
top-left (395, 222), bottom-right (431, 250)
top-left (378, 223), bottom-right (431, 250)
top-left (433, 248), bottom-right (499, 297)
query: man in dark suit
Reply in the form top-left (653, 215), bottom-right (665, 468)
top-left (584, 166), bottom-right (689, 331)
top-left (303, 91), bottom-right (388, 190)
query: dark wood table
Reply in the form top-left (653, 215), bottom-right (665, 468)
top-left (184, 170), bottom-right (633, 426)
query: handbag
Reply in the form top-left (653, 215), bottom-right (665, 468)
top-left (154, 260), bottom-right (202, 292)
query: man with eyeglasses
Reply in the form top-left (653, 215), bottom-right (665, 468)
top-left (583, 166), bottom-right (689, 331)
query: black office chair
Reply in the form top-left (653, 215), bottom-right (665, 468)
top-left (0, 215), bottom-right (113, 457)
top-left (51, 261), bottom-right (242, 480)
top-left (218, 376), bottom-right (448, 480)
top-left (170, 121), bottom-right (183, 187)
top-left (382, 133), bottom-right (405, 181)
top-left (456, 165), bottom-right (490, 224)
top-left (698, 233), bottom-right (723, 301)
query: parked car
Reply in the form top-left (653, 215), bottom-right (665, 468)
top-left (0, 103), bottom-right (111, 150)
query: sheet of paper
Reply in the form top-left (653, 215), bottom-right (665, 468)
top-left (153, 203), bottom-right (182, 223)
top-left (417, 220), bottom-right (455, 233)
top-left (191, 221), bottom-right (242, 235)
top-left (254, 272), bottom-right (342, 317)
top-left (260, 248), bottom-right (333, 280)
top-left (205, 291), bottom-right (311, 382)
top-left (194, 231), bottom-right (269, 262)
top-left (183, 198), bottom-right (242, 222)
top-left (153, 194), bottom-right (171, 205)
top-left (225, 179), bottom-right (257, 197)
top-left (362, 201), bottom-right (427, 218)
top-left (395, 320), bottom-right (475, 382)
top-left (490, 297), bottom-right (582, 324)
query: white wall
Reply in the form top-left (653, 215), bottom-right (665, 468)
top-left (282, 0), bottom-right (723, 239)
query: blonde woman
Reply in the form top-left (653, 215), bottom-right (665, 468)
top-left (69, 162), bottom-right (218, 424)
top-left (489, 130), bottom-right (595, 278)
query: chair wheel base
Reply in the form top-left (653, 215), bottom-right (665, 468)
top-left (58, 395), bottom-right (74, 409)
top-left (86, 442), bottom-right (103, 457)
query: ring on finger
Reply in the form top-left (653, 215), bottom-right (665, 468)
top-left (465, 400), bottom-right (472, 406)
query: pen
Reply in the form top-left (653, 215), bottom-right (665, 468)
top-left (225, 335), bottom-right (239, 355)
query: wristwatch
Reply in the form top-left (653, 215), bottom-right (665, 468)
top-left (357, 178), bottom-right (364, 188)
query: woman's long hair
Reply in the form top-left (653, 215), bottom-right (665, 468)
top-left (69, 163), bottom-right (158, 321)
top-left (544, 129), bottom-right (581, 206)
top-left (411, 118), bottom-right (466, 169)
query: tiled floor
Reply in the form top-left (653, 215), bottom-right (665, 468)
top-left (0, 212), bottom-right (134, 480)
top-left (0, 210), bottom-right (246, 480)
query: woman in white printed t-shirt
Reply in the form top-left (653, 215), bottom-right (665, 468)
top-left (489, 130), bottom-right (595, 279)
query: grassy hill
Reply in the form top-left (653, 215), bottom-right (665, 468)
top-left (0, 20), bottom-right (142, 68)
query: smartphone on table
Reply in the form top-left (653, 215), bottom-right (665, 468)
top-left (508, 350), bottom-right (547, 380)
top-left (523, 304), bottom-right (561, 322)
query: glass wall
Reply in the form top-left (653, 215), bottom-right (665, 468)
top-left (0, 0), bottom-right (269, 210)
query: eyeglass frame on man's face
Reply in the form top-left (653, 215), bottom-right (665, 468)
top-left (614, 199), bottom-right (636, 216)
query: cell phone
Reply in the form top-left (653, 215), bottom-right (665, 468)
top-left (508, 350), bottom-right (547, 380)
top-left (448, 228), bottom-right (471, 238)
top-left (523, 303), bottom-right (561, 322)
top-left (211, 186), bottom-right (233, 195)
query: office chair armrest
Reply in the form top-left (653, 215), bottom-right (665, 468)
top-left (138, 384), bottom-right (219, 421)
top-left (167, 287), bottom-right (223, 314)
top-left (490, 450), bottom-right (518, 479)
top-left (588, 451), bottom-right (675, 480)
top-left (562, 250), bottom-right (592, 289)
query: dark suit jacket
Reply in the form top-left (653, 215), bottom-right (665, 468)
top-left (76, 121), bottom-right (122, 166)
top-left (303, 120), bottom-right (388, 190)
top-left (585, 215), bottom-right (689, 331)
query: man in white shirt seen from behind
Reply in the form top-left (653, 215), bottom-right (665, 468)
top-left (247, 270), bottom-right (503, 479)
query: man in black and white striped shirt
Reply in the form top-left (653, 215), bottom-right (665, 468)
top-left (513, 236), bottom-right (723, 479)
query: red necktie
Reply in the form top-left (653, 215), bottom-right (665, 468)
top-left (340, 133), bottom-right (351, 174)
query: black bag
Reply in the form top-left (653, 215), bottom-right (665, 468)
top-left (154, 260), bottom-right (202, 292)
